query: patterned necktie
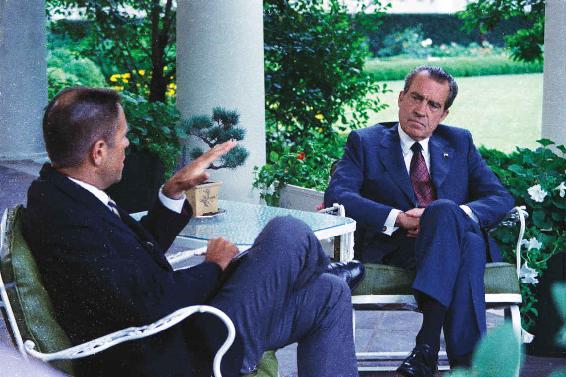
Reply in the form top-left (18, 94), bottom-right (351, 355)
top-left (107, 199), bottom-right (121, 218)
top-left (410, 142), bottom-right (436, 207)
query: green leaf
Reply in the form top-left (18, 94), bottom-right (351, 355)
top-left (532, 209), bottom-right (547, 228)
top-left (269, 151), bottom-right (280, 162)
top-left (469, 322), bottom-right (522, 377)
top-left (507, 164), bottom-right (526, 176)
top-left (537, 138), bottom-right (555, 147)
top-left (552, 283), bottom-right (566, 347)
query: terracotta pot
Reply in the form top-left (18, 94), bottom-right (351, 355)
top-left (185, 181), bottom-right (223, 216)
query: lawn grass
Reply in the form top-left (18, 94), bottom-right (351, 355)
top-left (364, 73), bottom-right (543, 153)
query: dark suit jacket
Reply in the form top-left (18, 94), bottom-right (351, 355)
top-left (324, 123), bottom-right (514, 264)
top-left (23, 164), bottom-right (223, 376)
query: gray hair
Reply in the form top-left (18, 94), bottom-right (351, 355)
top-left (403, 65), bottom-right (458, 110)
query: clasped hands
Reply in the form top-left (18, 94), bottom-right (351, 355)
top-left (162, 140), bottom-right (240, 270)
top-left (395, 208), bottom-right (425, 238)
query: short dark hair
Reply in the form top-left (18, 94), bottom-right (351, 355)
top-left (403, 65), bottom-right (458, 110)
top-left (43, 87), bottom-right (122, 168)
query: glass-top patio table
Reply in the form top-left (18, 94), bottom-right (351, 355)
top-left (151, 200), bottom-right (356, 268)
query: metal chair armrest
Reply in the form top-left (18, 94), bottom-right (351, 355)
top-left (489, 206), bottom-right (528, 276)
top-left (23, 305), bottom-right (235, 377)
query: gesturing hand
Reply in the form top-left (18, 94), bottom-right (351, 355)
top-left (205, 237), bottom-right (239, 271)
top-left (162, 140), bottom-right (237, 199)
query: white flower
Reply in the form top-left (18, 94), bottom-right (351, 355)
top-left (519, 262), bottom-right (539, 284)
top-left (554, 182), bottom-right (566, 198)
top-left (421, 38), bottom-right (432, 47)
top-left (527, 184), bottom-right (548, 202)
top-left (521, 237), bottom-right (543, 251)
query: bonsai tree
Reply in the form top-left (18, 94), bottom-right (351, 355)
top-left (181, 107), bottom-right (249, 170)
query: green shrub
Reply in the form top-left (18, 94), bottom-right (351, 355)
top-left (47, 48), bottom-right (106, 99)
top-left (377, 26), bottom-right (431, 59)
top-left (365, 55), bottom-right (543, 81)
top-left (480, 140), bottom-right (566, 330)
top-left (253, 131), bottom-right (346, 206)
top-left (263, 0), bottom-right (388, 144)
top-left (119, 91), bottom-right (181, 177)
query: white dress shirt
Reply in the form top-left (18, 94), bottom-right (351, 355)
top-left (381, 126), bottom-right (477, 236)
top-left (68, 177), bottom-right (186, 214)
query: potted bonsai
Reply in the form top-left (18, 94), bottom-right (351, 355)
top-left (181, 107), bottom-right (249, 216)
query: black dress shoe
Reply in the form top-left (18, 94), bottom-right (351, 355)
top-left (324, 260), bottom-right (365, 290)
top-left (396, 344), bottom-right (438, 377)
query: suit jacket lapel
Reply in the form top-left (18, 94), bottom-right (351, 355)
top-left (42, 165), bottom-right (171, 270)
top-left (377, 124), bottom-right (417, 206)
top-left (429, 135), bottom-right (454, 192)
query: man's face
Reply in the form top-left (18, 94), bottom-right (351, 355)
top-left (100, 106), bottom-right (130, 187)
top-left (398, 72), bottom-right (450, 141)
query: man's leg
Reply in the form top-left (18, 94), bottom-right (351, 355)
top-left (202, 216), bottom-right (357, 376)
top-left (398, 200), bottom-right (487, 374)
top-left (443, 230), bottom-right (487, 366)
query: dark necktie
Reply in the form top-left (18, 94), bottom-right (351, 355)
top-left (107, 199), bottom-right (121, 218)
top-left (410, 142), bottom-right (436, 207)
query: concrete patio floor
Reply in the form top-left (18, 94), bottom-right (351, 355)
top-left (0, 160), bottom-right (564, 376)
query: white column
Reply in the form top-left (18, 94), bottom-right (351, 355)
top-left (542, 0), bottom-right (566, 146)
top-left (176, 0), bottom-right (266, 203)
top-left (0, 0), bottom-right (47, 160)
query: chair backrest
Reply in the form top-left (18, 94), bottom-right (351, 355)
top-left (0, 206), bottom-right (74, 374)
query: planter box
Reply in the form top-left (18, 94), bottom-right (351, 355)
top-left (186, 181), bottom-right (223, 216)
top-left (279, 184), bottom-right (324, 212)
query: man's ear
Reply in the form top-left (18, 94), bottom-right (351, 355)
top-left (90, 139), bottom-right (106, 166)
top-left (398, 91), bottom-right (405, 107)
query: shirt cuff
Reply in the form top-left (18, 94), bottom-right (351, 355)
top-left (158, 186), bottom-right (187, 214)
top-left (460, 205), bottom-right (479, 223)
top-left (382, 209), bottom-right (401, 236)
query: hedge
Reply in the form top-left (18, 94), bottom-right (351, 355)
top-left (358, 13), bottom-right (533, 57)
top-left (365, 56), bottom-right (543, 81)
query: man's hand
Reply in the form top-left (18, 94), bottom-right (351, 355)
top-left (205, 237), bottom-right (239, 271)
top-left (162, 140), bottom-right (237, 199)
top-left (395, 208), bottom-right (425, 238)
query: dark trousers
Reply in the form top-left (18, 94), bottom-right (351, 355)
top-left (197, 216), bottom-right (358, 377)
top-left (384, 200), bottom-right (487, 362)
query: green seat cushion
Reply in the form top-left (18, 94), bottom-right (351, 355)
top-left (353, 262), bottom-right (520, 296)
top-left (0, 206), bottom-right (74, 374)
top-left (244, 350), bottom-right (279, 377)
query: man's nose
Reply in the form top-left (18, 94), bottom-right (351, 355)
top-left (413, 103), bottom-right (426, 116)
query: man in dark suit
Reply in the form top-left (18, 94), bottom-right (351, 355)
top-left (325, 66), bottom-right (514, 377)
top-left (24, 87), bottom-right (363, 377)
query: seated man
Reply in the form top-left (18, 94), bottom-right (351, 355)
top-left (324, 66), bottom-right (513, 377)
top-left (24, 87), bottom-right (364, 377)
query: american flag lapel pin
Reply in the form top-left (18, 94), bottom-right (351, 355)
top-left (443, 152), bottom-right (449, 158)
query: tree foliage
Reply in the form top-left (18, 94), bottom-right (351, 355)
top-left (459, 0), bottom-right (544, 62)
top-left (47, 0), bottom-right (176, 102)
top-left (263, 0), bottom-right (389, 146)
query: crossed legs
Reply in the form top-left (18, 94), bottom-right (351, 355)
top-left (202, 216), bottom-right (358, 377)
top-left (411, 200), bottom-right (487, 365)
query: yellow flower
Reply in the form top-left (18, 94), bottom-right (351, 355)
top-left (168, 82), bottom-right (177, 89)
top-left (122, 79), bottom-right (129, 84)
top-left (138, 69), bottom-right (145, 76)
top-left (121, 73), bottom-right (131, 79)
top-left (315, 113), bottom-right (324, 121)
top-left (164, 66), bottom-right (169, 71)
top-left (112, 85), bottom-right (124, 91)
top-left (110, 74), bottom-right (120, 82)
